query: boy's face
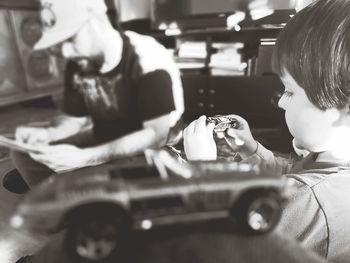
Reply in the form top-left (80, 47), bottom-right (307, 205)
top-left (278, 70), bottom-right (342, 152)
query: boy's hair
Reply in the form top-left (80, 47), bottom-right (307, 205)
top-left (272, 0), bottom-right (350, 110)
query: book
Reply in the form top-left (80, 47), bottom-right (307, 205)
top-left (0, 135), bottom-right (39, 154)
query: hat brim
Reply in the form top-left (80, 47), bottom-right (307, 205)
top-left (33, 23), bottom-right (83, 50)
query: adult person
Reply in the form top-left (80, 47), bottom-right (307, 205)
top-left (4, 0), bottom-right (184, 193)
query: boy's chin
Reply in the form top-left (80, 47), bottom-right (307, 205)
top-left (292, 139), bottom-right (306, 150)
top-left (292, 139), bottom-right (311, 157)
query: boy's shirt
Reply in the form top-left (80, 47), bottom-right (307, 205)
top-left (243, 143), bottom-right (350, 263)
top-left (241, 142), bottom-right (295, 175)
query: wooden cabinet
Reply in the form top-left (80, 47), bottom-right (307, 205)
top-left (182, 74), bottom-right (285, 127)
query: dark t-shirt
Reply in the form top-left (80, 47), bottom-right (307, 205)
top-left (63, 31), bottom-right (184, 142)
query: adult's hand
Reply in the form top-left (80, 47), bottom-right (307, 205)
top-left (29, 144), bottom-right (95, 173)
top-left (183, 115), bottom-right (217, 161)
top-left (15, 126), bottom-right (52, 145)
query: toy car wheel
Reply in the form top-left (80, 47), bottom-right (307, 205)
top-left (64, 205), bottom-right (130, 263)
top-left (231, 190), bottom-right (282, 234)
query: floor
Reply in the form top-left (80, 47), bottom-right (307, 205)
top-left (0, 101), bottom-right (60, 263)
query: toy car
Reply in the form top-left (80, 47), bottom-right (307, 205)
top-left (10, 150), bottom-right (288, 263)
top-left (207, 115), bottom-right (239, 133)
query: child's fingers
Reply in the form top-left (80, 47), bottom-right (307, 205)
top-left (184, 120), bottom-right (196, 135)
top-left (226, 129), bottom-right (245, 146)
top-left (194, 115), bottom-right (207, 133)
top-left (224, 114), bottom-right (246, 128)
top-left (206, 123), bottom-right (216, 135)
top-left (216, 131), bottom-right (225, 139)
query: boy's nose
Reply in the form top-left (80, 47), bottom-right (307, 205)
top-left (272, 90), bottom-right (286, 110)
top-left (277, 95), bottom-right (286, 110)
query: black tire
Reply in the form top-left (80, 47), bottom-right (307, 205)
top-left (231, 189), bottom-right (282, 234)
top-left (64, 204), bottom-right (130, 263)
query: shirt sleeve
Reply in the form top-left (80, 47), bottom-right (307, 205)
top-left (240, 142), bottom-right (294, 175)
top-left (135, 70), bottom-right (176, 122)
top-left (62, 61), bottom-right (88, 117)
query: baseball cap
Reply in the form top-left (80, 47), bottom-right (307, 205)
top-left (34, 0), bottom-right (108, 50)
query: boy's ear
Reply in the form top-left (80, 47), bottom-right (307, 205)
top-left (335, 105), bottom-right (350, 126)
top-left (343, 104), bottom-right (350, 116)
top-left (326, 107), bottom-right (349, 126)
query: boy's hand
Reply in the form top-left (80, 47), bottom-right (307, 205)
top-left (215, 114), bottom-right (258, 159)
top-left (184, 115), bottom-right (217, 161)
top-left (15, 126), bottom-right (52, 145)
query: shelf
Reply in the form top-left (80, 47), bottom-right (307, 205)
top-left (165, 8), bottom-right (294, 40)
top-left (175, 26), bottom-right (282, 44)
top-left (178, 26), bottom-right (282, 36)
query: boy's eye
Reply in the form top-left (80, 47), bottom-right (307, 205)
top-left (282, 90), bottom-right (294, 98)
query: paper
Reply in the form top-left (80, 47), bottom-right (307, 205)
top-left (0, 135), bottom-right (39, 153)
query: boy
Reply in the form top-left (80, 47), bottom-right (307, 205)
top-left (183, 0), bottom-right (350, 262)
